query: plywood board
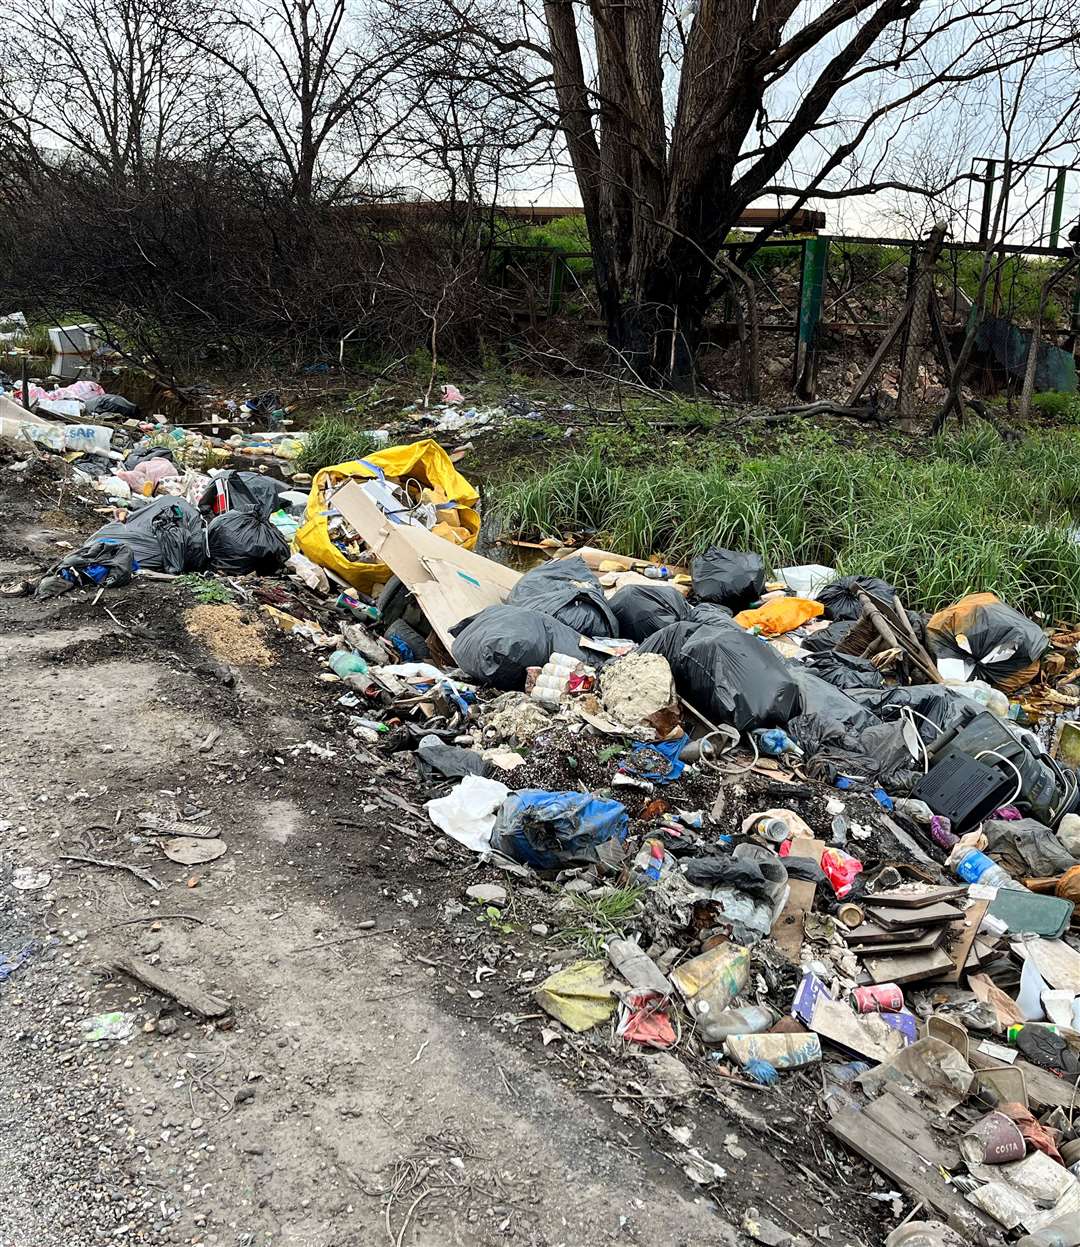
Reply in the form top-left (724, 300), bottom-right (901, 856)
top-left (865, 886), bottom-right (968, 909)
top-left (1011, 937), bottom-right (1080, 993)
top-left (942, 898), bottom-right (990, 985)
top-left (828, 1106), bottom-right (997, 1237)
top-left (852, 927), bottom-right (946, 958)
top-left (770, 878), bottom-right (816, 961)
top-left (862, 948), bottom-right (953, 985)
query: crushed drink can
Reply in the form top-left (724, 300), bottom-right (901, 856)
top-left (853, 983), bottom-right (904, 1013)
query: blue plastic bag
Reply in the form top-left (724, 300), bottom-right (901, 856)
top-left (623, 735), bottom-right (689, 784)
top-left (492, 790), bottom-right (628, 870)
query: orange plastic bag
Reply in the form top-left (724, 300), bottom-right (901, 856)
top-left (735, 597), bottom-right (824, 636)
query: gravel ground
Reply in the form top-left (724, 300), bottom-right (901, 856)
top-left (0, 894), bottom-right (168, 1247)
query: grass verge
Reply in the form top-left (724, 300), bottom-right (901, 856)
top-left (494, 426), bottom-right (1080, 620)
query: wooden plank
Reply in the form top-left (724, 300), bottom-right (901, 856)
top-left (852, 927), bottom-right (946, 958)
top-left (863, 902), bottom-right (966, 929)
top-left (844, 922), bottom-right (918, 947)
top-left (866, 886), bottom-right (968, 909)
top-left (787, 837), bottom-right (826, 864)
top-left (112, 956), bottom-right (231, 1020)
top-left (771, 878), bottom-right (816, 961)
top-left (862, 948), bottom-right (953, 985)
top-left (942, 898), bottom-right (990, 984)
top-left (828, 1105), bottom-right (997, 1237)
top-left (865, 1088), bottom-right (961, 1170)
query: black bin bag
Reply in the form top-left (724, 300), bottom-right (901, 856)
top-left (690, 547), bottom-right (765, 610)
top-left (816, 575), bottom-right (897, 621)
top-left (206, 510), bottom-right (289, 574)
top-left (674, 625), bottom-right (799, 731)
top-left (609, 584), bottom-right (690, 642)
top-left (450, 604), bottom-right (597, 690)
top-left (87, 496), bottom-right (207, 573)
top-left (506, 556), bottom-right (619, 637)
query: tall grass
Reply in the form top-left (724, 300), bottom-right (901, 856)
top-left (296, 416), bottom-right (380, 473)
top-left (494, 428), bottom-right (1080, 620)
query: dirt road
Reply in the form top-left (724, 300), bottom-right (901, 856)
top-left (0, 501), bottom-right (736, 1246)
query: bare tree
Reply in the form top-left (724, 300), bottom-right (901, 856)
top-left (0, 0), bottom-right (223, 186)
top-left (179, 0), bottom-right (426, 206)
top-left (411, 0), bottom-right (1080, 385)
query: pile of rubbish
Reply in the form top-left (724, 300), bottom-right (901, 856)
top-left (8, 408), bottom-right (1080, 1243)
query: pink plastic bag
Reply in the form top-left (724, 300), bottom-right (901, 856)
top-left (115, 457), bottom-right (180, 491)
top-left (821, 847), bottom-right (862, 898)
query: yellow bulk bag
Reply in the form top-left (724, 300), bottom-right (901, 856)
top-left (295, 438), bottom-right (480, 593)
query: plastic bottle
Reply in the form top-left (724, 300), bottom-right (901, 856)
top-left (633, 838), bottom-right (665, 884)
top-left (951, 679), bottom-right (1010, 718)
top-left (529, 653), bottom-right (581, 705)
top-left (329, 650), bottom-right (368, 678)
top-left (952, 848), bottom-right (1022, 890)
top-left (754, 727), bottom-right (804, 758)
top-left (643, 565), bottom-right (672, 580)
top-left (699, 1005), bottom-right (775, 1044)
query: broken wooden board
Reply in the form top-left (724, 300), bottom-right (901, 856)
top-left (864, 886), bottom-right (968, 909)
top-left (862, 948), bottom-right (953, 985)
top-left (828, 1105), bottom-right (997, 1237)
top-left (770, 878), bottom-right (817, 961)
top-left (864, 1086), bottom-right (961, 1169)
top-left (962, 967), bottom-right (1022, 1027)
top-left (851, 928), bottom-right (947, 958)
top-left (844, 921), bottom-right (924, 947)
top-left (333, 478), bottom-right (521, 650)
top-left (112, 956), bottom-right (231, 1020)
top-left (941, 898), bottom-right (990, 985)
top-left (809, 997), bottom-right (907, 1062)
top-left (787, 837), bottom-right (826, 865)
top-left (863, 902), bottom-right (966, 929)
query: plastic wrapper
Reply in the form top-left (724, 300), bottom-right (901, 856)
top-left (820, 847), bottom-right (863, 898)
top-left (609, 583), bottom-right (690, 642)
top-left (926, 592), bottom-right (1049, 693)
top-left (815, 574), bottom-right (897, 621)
top-left (690, 546), bottom-right (764, 610)
top-left (451, 605), bottom-right (596, 690)
top-left (491, 789), bottom-right (628, 871)
top-left (506, 556), bottom-right (619, 637)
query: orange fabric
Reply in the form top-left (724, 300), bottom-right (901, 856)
top-left (735, 597), bottom-right (824, 636)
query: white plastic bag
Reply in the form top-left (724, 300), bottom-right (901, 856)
top-left (425, 774), bottom-right (510, 853)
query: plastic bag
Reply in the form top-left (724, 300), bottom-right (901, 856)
top-left (820, 847), bottom-right (863, 898)
top-left (41, 539), bottom-right (137, 594)
top-left (672, 625), bottom-right (800, 732)
top-left (507, 556), bottom-right (619, 637)
top-left (690, 546), bottom-right (764, 610)
top-left (609, 583), bottom-right (690, 641)
top-left (816, 575), bottom-right (897, 621)
top-left (64, 496), bottom-right (207, 576)
top-left (734, 597), bottom-right (824, 635)
top-left (451, 604), bottom-right (596, 690)
top-left (424, 774), bottom-right (510, 852)
top-left (198, 470), bottom-right (290, 518)
top-left (805, 650), bottom-right (884, 692)
top-left (801, 618), bottom-right (857, 653)
top-left (206, 510), bottom-right (289, 574)
top-left (491, 789), bottom-right (628, 870)
top-left (84, 393), bottom-right (139, 419)
top-left (534, 961), bottom-right (616, 1032)
top-left (926, 592), bottom-right (1049, 694)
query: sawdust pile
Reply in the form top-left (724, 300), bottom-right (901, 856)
top-left (184, 604), bottom-right (273, 667)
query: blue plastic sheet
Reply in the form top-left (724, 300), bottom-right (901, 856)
top-left (492, 790), bottom-right (628, 871)
top-left (0, 940), bottom-right (39, 984)
top-left (623, 735), bottom-right (690, 784)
